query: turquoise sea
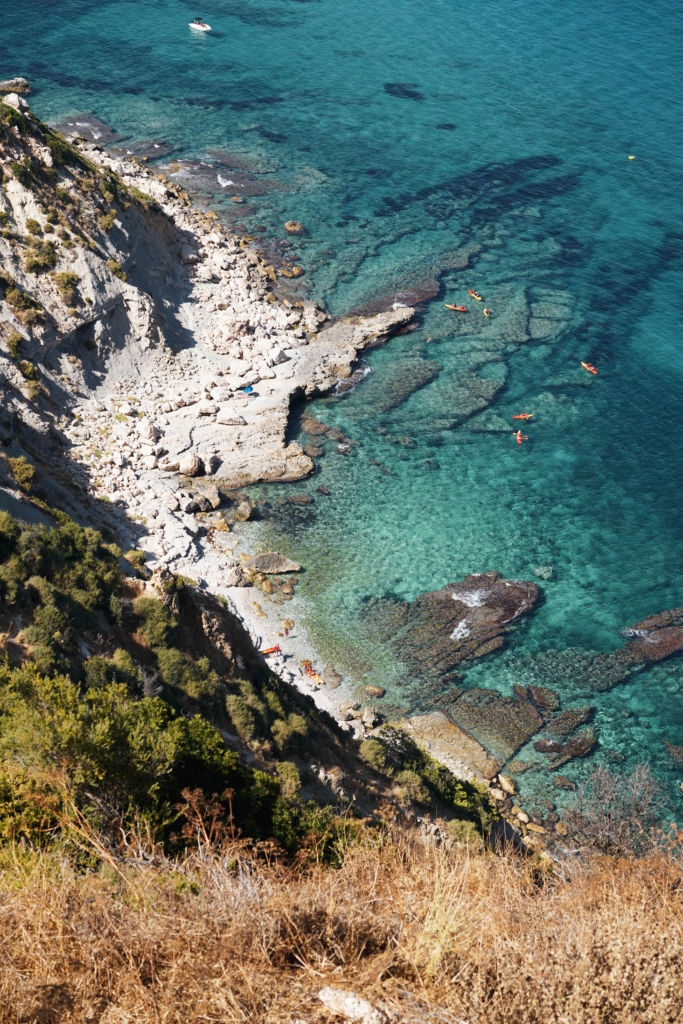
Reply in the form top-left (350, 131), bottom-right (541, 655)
top-left (7, 0), bottom-right (683, 813)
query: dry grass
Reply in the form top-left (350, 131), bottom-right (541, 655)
top-left (1, 829), bottom-right (682, 1024)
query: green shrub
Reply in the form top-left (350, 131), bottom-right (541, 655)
top-left (0, 104), bottom-right (29, 134)
top-left (18, 360), bottom-right (37, 381)
top-left (45, 132), bottom-right (77, 168)
top-left (98, 209), bottom-right (116, 232)
top-left (6, 331), bottom-right (22, 359)
top-left (25, 240), bottom-right (57, 272)
top-left (9, 159), bottom-right (32, 188)
top-left (156, 649), bottom-right (219, 710)
top-left (271, 712), bottom-right (308, 754)
top-left (358, 726), bottom-right (496, 833)
top-left (51, 271), bottom-right (79, 305)
top-left (226, 693), bottom-right (257, 740)
top-left (8, 455), bottom-right (34, 492)
top-left (0, 212), bottom-right (8, 227)
top-left (106, 258), bottom-right (126, 282)
top-left (55, 186), bottom-right (75, 205)
top-left (133, 596), bottom-right (176, 648)
top-left (25, 218), bottom-right (42, 236)
top-left (394, 769), bottom-right (431, 806)
top-left (83, 650), bottom-right (140, 692)
top-left (276, 761), bottom-right (301, 800)
top-left (3, 285), bottom-right (42, 323)
top-left (360, 738), bottom-right (388, 773)
top-left (0, 661), bottom-right (281, 845)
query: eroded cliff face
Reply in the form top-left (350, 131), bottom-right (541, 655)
top-left (0, 95), bottom-right (413, 578)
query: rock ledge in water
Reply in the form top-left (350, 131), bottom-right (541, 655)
top-left (245, 552), bottom-right (301, 574)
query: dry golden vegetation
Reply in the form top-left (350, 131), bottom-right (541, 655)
top-left (1, 823), bottom-right (682, 1024)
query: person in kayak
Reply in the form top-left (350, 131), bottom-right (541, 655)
top-left (483, 308), bottom-right (492, 317)
top-left (514, 430), bottom-right (528, 445)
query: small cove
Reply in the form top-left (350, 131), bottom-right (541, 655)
top-left (8, 0), bottom-right (683, 812)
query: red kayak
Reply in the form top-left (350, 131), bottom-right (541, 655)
top-left (445, 303), bottom-right (468, 312)
top-left (581, 361), bottom-right (598, 375)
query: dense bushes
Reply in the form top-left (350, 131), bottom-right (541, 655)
top-left (0, 661), bottom-right (281, 846)
top-left (0, 512), bottom-right (120, 672)
top-left (361, 726), bottom-right (495, 833)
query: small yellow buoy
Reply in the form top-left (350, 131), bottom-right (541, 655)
top-left (628, 155), bottom-right (635, 160)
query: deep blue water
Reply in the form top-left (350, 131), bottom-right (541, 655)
top-left (7, 0), bottom-right (683, 813)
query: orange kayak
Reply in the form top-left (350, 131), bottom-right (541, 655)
top-left (512, 413), bottom-right (534, 420)
top-left (260, 645), bottom-right (281, 655)
top-left (445, 303), bottom-right (468, 312)
top-left (468, 289), bottom-right (483, 301)
top-left (581, 361), bottom-right (598, 375)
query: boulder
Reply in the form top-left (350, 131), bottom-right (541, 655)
top-left (288, 493), bottom-right (313, 506)
top-left (318, 989), bottom-right (386, 1024)
top-left (197, 400), bottom-right (218, 416)
top-left (216, 409), bottom-right (246, 426)
top-left (365, 685), bottom-right (386, 698)
top-left (301, 417), bottom-right (329, 435)
top-left (140, 455), bottom-right (158, 470)
top-left (552, 775), bottom-right (577, 791)
top-left (245, 552), bottom-right (302, 574)
top-left (235, 501), bottom-right (253, 521)
top-left (179, 452), bottom-right (204, 477)
top-left (180, 245), bottom-right (198, 264)
top-left (203, 454), bottom-right (221, 475)
top-left (0, 78), bottom-right (30, 94)
top-left (325, 666), bottom-right (343, 689)
top-left (162, 493), bottom-right (180, 511)
top-left (268, 346), bottom-right (289, 366)
top-left (284, 220), bottom-right (305, 235)
top-left (200, 484), bottom-right (222, 509)
top-left (2, 92), bottom-right (28, 112)
top-left (138, 417), bottom-right (161, 441)
top-left (532, 565), bottom-right (555, 581)
top-left (497, 773), bottom-right (516, 795)
top-left (160, 459), bottom-right (180, 473)
top-left (664, 741), bottom-right (683, 766)
top-left (528, 686), bottom-right (561, 711)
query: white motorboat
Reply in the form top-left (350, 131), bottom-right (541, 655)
top-left (189, 17), bottom-right (211, 31)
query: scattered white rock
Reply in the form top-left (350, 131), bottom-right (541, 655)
top-left (318, 988), bottom-right (387, 1024)
top-left (179, 452), bottom-right (204, 477)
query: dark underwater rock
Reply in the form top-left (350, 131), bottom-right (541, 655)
top-left (363, 571), bottom-right (538, 683)
top-left (355, 358), bottom-right (441, 415)
top-left (528, 686), bottom-right (561, 711)
top-left (549, 732), bottom-right (597, 770)
top-left (663, 741), bottom-right (683, 766)
top-left (447, 687), bottom-right (543, 762)
top-left (384, 82), bottom-right (424, 101)
top-left (534, 739), bottom-right (563, 754)
top-left (546, 705), bottom-right (593, 737)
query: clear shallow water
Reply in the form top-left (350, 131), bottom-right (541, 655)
top-left (7, 0), bottom-right (683, 809)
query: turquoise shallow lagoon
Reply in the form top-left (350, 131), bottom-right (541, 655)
top-left (7, 0), bottom-right (683, 810)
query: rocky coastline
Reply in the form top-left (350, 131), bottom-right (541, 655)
top-left (3, 91), bottom-right (683, 853)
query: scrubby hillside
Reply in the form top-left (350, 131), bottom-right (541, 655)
top-left (1, 95), bottom-right (682, 1024)
top-left (0, 506), bottom-right (494, 855)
